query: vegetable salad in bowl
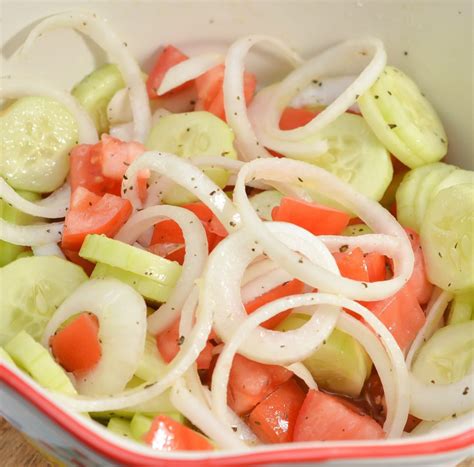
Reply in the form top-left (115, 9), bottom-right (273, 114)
top-left (0, 10), bottom-right (473, 453)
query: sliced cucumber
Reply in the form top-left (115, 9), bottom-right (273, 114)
top-left (135, 333), bottom-right (167, 382)
top-left (91, 262), bottom-right (173, 304)
top-left (420, 183), bottom-right (474, 292)
top-left (5, 331), bottom-right (77, 395)
top-left (0, 346), bottom-right (15, 365)
top-left (342, 223), bottom-right (373, 236)
top-left (380, 169), bottom-right (406, 210)
top-left (80, 234), bottom-right (181, 286)
top-left (72, 64), bottom-right (125, 135)
top-left (434, 169), bottom-right (474, 196)
top-left (412, 321), bottom-right (474, 385)
top-left (276, 313), bottom-right (371, 397)
top-left (249, 190), bottom-right (283, 221)
top-left (0, 256), bottom-right (88, 345)
top-left (0, 189), bottom-right (42, 266)
top-left (396, 162), bottom-right (456, 232)
top-left (130, 413), bottom-right (153, 441)
top-left (447, 293), bottom-right (474, 325)
top-left (0, 97), bottom-right (78, 192)
top-left (146, 111), bottom-right (237, 205)
top-left (107, 417), bottom-right (134, 439)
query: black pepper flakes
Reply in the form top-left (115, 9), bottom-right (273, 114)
top-left (297, 177), bottom-right (304, 183)
top-left (388, 123), bottom-right (397, 129)
top-left (387, 90), bottom-right (392, 96)
top-left (177, 336), bottom-right (185, 346)
top-left (339, 244), bottom-right (349, 253)
top-left (374, 95), bottom-right (380, 99)
top-left (404, 51), bottom-right (408, 56)
top-left (362, 282), bottom-right (368, 288)
top-left (463, 387), bottom-right (469, 395)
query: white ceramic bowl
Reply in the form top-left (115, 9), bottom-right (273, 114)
top-left (1, 1), bottom-right (473, 465)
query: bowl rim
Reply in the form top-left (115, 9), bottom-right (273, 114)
top-left (2, 364), bottom-right (473, 465)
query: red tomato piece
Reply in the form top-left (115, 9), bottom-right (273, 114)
top-left (279, 107), bottom-right (316, 130)
top-left (364, 252), bottom-right (387, 282)
top-left (293, 390), bottom-right (385, 441)
top-left (146, 45), bottom-right (192, 99)
top-left (50, 313), bottom-right (101, 375)
top-left (248, 378), bottom-right (306, 444)
top-left (61, 248), bottom-right (95, 276)
top-left (244, 279), bottom-right (304, 329)
top-left (144, 415), bottom-right (213, 451)
top-left (227, 354), bottom-right (292, 416)
top-left (333, 247), bottom-right (386, 283)
top-left (61, 187), bottom-right (132, 251)
top-left (272, 197), bottom-right (351, 236)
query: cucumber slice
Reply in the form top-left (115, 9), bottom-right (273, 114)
top-left (0, 346), bottom-right (15, 365)
top-left (0, 97), bottom-right (78, 192)
top-left (107, 417), bottom-right (134, 439)
top-left (130, 413), bottom-right (153, 441)
top-left (420, 183), bottom-right (474, 292)
top-left (72, 64), bottom-right (125, 135)
top-left (412, 321), bottom-right (474, 385)
top-left (146, 111), bottom-right (237, 205)
top-left (0, 256), bottom-right (88, 345)
top-left (342, 223), bottom-right (373, 236)
top-left (134, 333), bottom-right (167, 382)
top-left (373, 67), bottom-right (448, 164)
top-left (396, 162), bottom-right (456, 232)
top-left (0, 189), bottom-right (42, 266)
top-left (91, 262), bottom-right (173, 304)
top-left (276, 313), bottom-right (371, 397)
top-left (447, 293), bottom-right (474, 325)
top-left (80, 234), bottom-right (181, 286)
top-left (5, 331), bottom-right (77, 395)
top-left (249, 190), bottom-right (283, 221)
top-left (308, 112), bottom-right (393, 203)
top-left (434, 169), bottom-right (474, 197)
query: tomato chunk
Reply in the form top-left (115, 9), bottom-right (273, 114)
top-left (244, 279), bottom-right (304, 329)
top-left (61, 248), bottom-right (95, 276)
top-left (248, 378), bottom-right (306, 443)
top-left (144, 415), bottom-right (213, 451)
top-left (146, 45), bottom-right (192, 99)
top-left (333, 247), bottom-right (386, 283)
top-left (227, 354), bottom-right (292, 416)
top-left (50, 313), bottom-right (101, 374)
top-left (61, 187), bottom-right (132, 251)
top-left (293, 390), bottom-right (385, 441)
top-left (272, 197), bottom-right (351, 236)
top-left (279, 107), bottom-right (316, 130)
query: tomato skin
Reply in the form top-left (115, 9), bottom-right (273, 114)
top-left (61, 187), bottom-right (132, 251)
top-left (50, 313), bottom-right (101, 375)
top-left (293, 390), bottom-right (385, 441)
top-left (146, 45), bottom-right (192, 99)
top-left (248, 378), bottom-right (306, 444)
top-left (272, 197), bottom-right (351, 236)
top-left (144, 415), bottom-right (213, 451)
top-left (227, 354), bottom-right (292, 416)
top-left (244, 279), bottom-right (304, 329)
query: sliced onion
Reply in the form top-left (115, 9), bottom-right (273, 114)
top-left (109, 122), bottom-right (134, 141)
top-left (0, 77), bottom-right (97, 144)
top-left (0, 218), bottom-right (63, 246)
top-left (158, 53), bottom-right (224, 95)
top-left (115, 205), bottom-right (209, 334)
top-left (223, 35), bottom-right (303, 161)
top-left (240, 267), bottom-right (292, 304)
top-left (107, 88), bottom-right (132, 125)
top-left (15, 11), bottom-right (151, 142)
top-left (32, 243), bottom-right (65, 258)
top-left (286, 362), bottom-right (318, 389)
top-left (234, 158), bottom-right (414, 301)
top-left (42, 279), bottom-right (147, 396)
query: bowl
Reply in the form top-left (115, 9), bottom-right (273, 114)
top-left (1, 0), bottom-right (473, 465)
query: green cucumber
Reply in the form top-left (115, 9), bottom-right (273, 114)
top-left (411, 321), bottom-right (474, 385)
top-left (342, 223), bottom-right (373, 236)
top-left (0, 190), bottom-right (42, 266)
top-left (250, 190), bottom-right (283, 221)
top-left (5, 331), bottom-right (77, 395)
top-left (0, 256), bottom-right (88, 345)
top-left (130, 413), bottom-right (153, 441)
top-left (276, 313), bottom-right (372, 397)
top-left (447, 293), bottom-right (474, 325)
top-left (15, 250), bottom-right (34, 259)
top-left (0, 346), bottom-right (15, 365)
top-left (135, 333), bottom-right (167, 382)
top-left (72, 64), bottom-right (126, 135)
top-left (146, 111), bottom-right (237, 205)
top-left (420, 183), bottom-right (474, 292)
top-left (80, 234), bottom-right (181, 286)
top-left (107, 417), bottom-right (134, 439)
top-left (91, 262), bottom-right (173, 304)
top-left (0, 97), bottom-right (78, 192)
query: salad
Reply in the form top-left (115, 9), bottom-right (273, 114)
top-left (1, 10), bottom-right (473, 452)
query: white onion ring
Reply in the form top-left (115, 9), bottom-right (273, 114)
top-left (0, 218), bottom-right (63, 246)
top-left (223, 35), bottom-right (303, 161)
top-left (15, 11), bottom-right (151, 142)
top-left (115, 205), bottom-right (208, 334)
top-left (0, 77), bottom-right (97, 144)
top-left (285, 362), bottom-right (318, 390)
top-left (241, 267), bottom-right (293, 304)
top-left (32, 243), bottom-right (65, 258)
top-left (234, 158), bottom-right (414, 301)
top-left (42, 279), bottom-right (147, 396)
top-left (158, 53), bottom-right (224, 95)
top-left (109, 122), bottom-right (134, 142)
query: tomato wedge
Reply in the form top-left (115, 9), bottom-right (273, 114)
top-left (61, 187), bottom-right (132, 251)
top-left (144, 415), bottom-right (213, 451)
top-left (248, 378), bottom-right (306, 443)
top-left (146, 45), bottom-right (192, 99)
top-left (50, 313), bottom-right (101, 375)
top-left (293, 390), bottom-right (385, 441)
top-left (244, 279), bottom-right (304, 329)
top-left (272, 197), bottom-right (351, 236)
